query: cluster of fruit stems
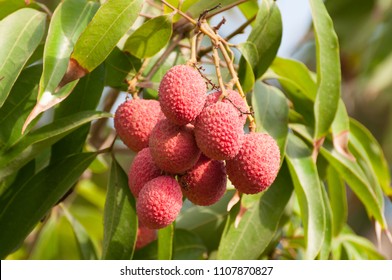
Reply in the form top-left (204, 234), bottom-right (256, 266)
top-left (129, 0), bottom-right (257, 133)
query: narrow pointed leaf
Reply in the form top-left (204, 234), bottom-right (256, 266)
top-left (309, 0), bottom-right (341, 140)
top-left (327, 166), bottom-right (348, 236)
top-left (237, 42), bottom-right (258, 93)
top-left (349, 118), bottom-right (392, 196)
top-left (0, 8), bottom-right (46, 107)
top-left (217, 163), bottom-right (293, 259)
top-left (102, 157), bottom-right (137, 260)
top-left (331, 100), bottom-right (354, 160)
top-left (0, 111), bottom-right (110, 181)
top-left (247, 0), bottom-right (282, 78)
top-left (0, 152), bottom-right (97, 259)
top-left (62, 205), bottom-right (98, 260)
top-left (158, 224), bottom-right (174, 260)
top-left (0, 64), bottom-right (41, 149)
top-left (286, 133), bottom-right (326, 259)
top-left (252, 82), bottom-right (289, 161)
top-left (70, 0), bottom-right (143, 77)
top-left (318, 184), bottom-right (332, 259)
top-left (0, 0), bottom-right (37, 20)
top-left (124, 15), bottom-right (173, 59)
top-left (290, 124), bottom-right (387, 228)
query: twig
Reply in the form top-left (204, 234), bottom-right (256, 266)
top-left (146, 0), bottom-right (164, 11)
top-left (206, 0), bottom-right (249, 19)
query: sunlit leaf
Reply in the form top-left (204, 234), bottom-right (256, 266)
top-left (247, 0), bottom-right (282, 78)
top-left (0, 111), bottom-right (110, 181)
top-left (0, 8), bottom-right (46, 107)
top-left (286, 133), bottom-right (327, 259)
top-left (309, 0), bottom-right (341, 140)
top-left (124, 15), bottom-right (173, 59)
top-left (327, 166), bottom-right (347, 236)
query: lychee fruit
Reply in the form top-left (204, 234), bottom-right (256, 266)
top-left (178, 155), bottom-right (227, 206)
top-left (114, 99), bottom-right (163, 152)
top-left (136, 176), bottom-right (183, 229)
top-left (159, 65), bottom-right (207, 125)
top-left (194, 102), bottom-right (244, 160)
top-left (128, 147), bottom-right (162, 198)
top-left (149, 118), bottom-right (201, 174)
top-left (205, 89), bottom-right (248, 125)
top-left (135, 225), bottom-right (157, 249)
top-left (226, 133), bottom-right (280, 194)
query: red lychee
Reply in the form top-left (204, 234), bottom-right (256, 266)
top-left (135, 225), bottom-right (157, 249)
top-left (159, 65), bottom-right (207, 125)
top-left (149, 118), bottom-right (201, 174)
top-left (136, 176), bottom-right (183, 229)
top-left (205, 89), bottom-right (248, 125)
top-left (226, 133), bottom-right (280, 194)
top-left (194, 102), bottom-right (244, 160)
top-left (114, 99), bottom-right (163, 152)
top-left (179, 155), bottom-right (227, 206)
top-left (128, 147), bottom-right (162, 198)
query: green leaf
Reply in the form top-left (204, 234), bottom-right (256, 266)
top-left (337, 233), bottom-right (385, 260)
top-left (124, 15), bottom-right (173, 59)
top-left (290, 124), bottom-right (387, 228)
top-left (105, 47), bottom-right (140, 89)
top-left (286, 133), bottom-right (327, 259)
top-left (0, 0), bottom-right (30, 20)
top-left (237, 42), bottom-right (258, 93)
top-left (71, 0), bottom-right (143, 74)
top-left (0, 64), bottom-right (41, 149)
top-left (172, 229), bottom-right (207, 260)
top-left (0, 8), bottom-right (46, 107)
top-left (252, 82), bottom-right (289, 161)
top-left (269, 57), bottom-right (317, 101)
top-left (349, 118), bottom-right (392, 196)
top-left (62, 205), bottom-right (98, 260)
top-left (238, 0), bottom-right (259, 22)
top-left (187, 0), bottom-right (239, 17)
top-left (0, 111), bottom-right (110, 181)
top-left (158, 224), bottom-right (174, 260)
top-left (217, 163), bottom-right (293, 259)
top-left (176, 190), bottom-right (234, 252)
top-left (309, 0), bottom-right (341, 140)
top-left (102, 157), bottom-right (137, 260)
top-left (0, 152), bottom-right (97, 259)
top-left (51, 65), bottom-right (105, 163)
top-left (318, 183), bottom-right (332, 259)
top-left (33, 0), bottom-right (98, 117)
top-left (327, 166), bottom-right (348, 236)
top-left (247, 0), bottom-right (282, 79)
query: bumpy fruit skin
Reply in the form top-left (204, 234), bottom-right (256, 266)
top-left (135, 225), bottom-right (157, 249)
top-left (159, 65), bottom-right (206, 125)
top-left (179, 155), bottom-right (227, 206)
top-left (149, 118), bottom-right (201, 174)
top-left (136, 176), bottom-right (183, 229)
top-left (194, 102), bottom-right (244, 160)
top-left (205, 90), bottom-right (248, 125)
top-left (128, 148), bottom-right (162, 198)
top-left (226, 133), bottom-right (280, 194)
top-left (114, 99), bottom-right (163, 152)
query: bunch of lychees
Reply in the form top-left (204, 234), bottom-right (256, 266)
top-left (114, 65), bottom-right (280, 235)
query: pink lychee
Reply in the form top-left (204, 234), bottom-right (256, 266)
top-left (114, 99), bottom-right (163, 152)
top-left (179, 155), bottom-right (227, 206)
top-left (159, 65), bottom-right (207, 125)
top-left (194, 102), bottom-right (244, 160)
top-left (205, 89), bottom-right (248, 125)
top-left (149, 118), bottom-right (201, 174)
top-left (136, 176), bottom-right (183, 229)
top-left (226, 133), bottom-right (280, 194)
top-left (128, 147), bottom-right (162, 198)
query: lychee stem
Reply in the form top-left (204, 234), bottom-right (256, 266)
top-left (187, 32), bottom-right (198, 65)
top-left (212, 44), bottom-right (227, 99)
